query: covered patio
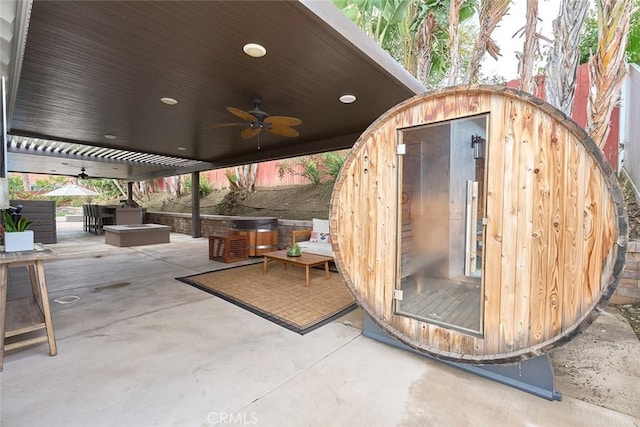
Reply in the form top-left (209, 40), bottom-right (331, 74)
top-left (1, 1), bottom-right (639, 424)
top-left (1, 222), bottom-right (638, 425)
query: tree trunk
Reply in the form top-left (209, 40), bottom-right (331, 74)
top-left (466, 0), bottom-right (511, 84)
top-left (234, 163), bottom-right (258, 193)
top-left (20, 173), bottom-right (30, 191)
top-left (111, 179), bottom-right (127, 199)
top-left (519, 0), bottom-right (539, 94)
top-left (447, 0), bottom-right (464, 86)
top-left (546, 0), bottom-right (588, 115)
top-left (587, 0), bottom-right (631, 149)
top-left (414, 12), bottom-right (437, 86)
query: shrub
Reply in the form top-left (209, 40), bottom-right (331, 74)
top-left (298, 156), bottom-right (321, 185)
top-left (184, 173), bottom-right (215, 197)
top-left (322, 151), bottom-right (348, 183)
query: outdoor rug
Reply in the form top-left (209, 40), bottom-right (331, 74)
top-left (176, 263), bottom-right (357, 334)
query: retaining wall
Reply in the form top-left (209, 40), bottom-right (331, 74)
top-left (614, 240), bottom-right (640, 304)
top-left (144, 211), bottom-right (312, 251)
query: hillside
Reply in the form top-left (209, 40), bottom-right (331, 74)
top-left (140, 184), bottom-right (333, 220)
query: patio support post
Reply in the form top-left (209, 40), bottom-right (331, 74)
top-left (127, 181), bottom-right (133, 206)
top-left (191, 171), bottom-right (201, 238)
top-left (0, 77), bottom-right (9, 209)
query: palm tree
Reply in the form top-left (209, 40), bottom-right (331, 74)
top-left (519, 0), bottom-right (539, 93)
top-left (448, 0), bottom-right (465, 85)
top-left (466, 0), bottom-right (512, 84)
top-left (587, 0), bottom-right (632, 149)
top-left (546, 0), bottom-right (589, 115)
top-left (333, 0), bottom-right (478, 87)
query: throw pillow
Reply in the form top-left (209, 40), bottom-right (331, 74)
top-left (310, 231), bottom-right (331, 243)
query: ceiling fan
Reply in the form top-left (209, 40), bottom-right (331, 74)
top-left (206, 98), bottom-right (302, 139)
top-left (77, 167), bottom-right (89, 179)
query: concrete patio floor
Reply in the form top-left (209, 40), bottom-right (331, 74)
top-left (1, 221), bottom-right (638, 426)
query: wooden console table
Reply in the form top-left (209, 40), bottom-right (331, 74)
top-left (0, 243), bottom-right (57, 371)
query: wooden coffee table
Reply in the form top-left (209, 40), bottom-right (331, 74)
top-left (263, 250), bottom-right (333, 287)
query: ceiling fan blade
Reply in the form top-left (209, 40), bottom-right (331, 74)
top-left (265, 126), bottom-right (299, 138)
top-left (203, 122), bottom-right (246, 129)
top-left (241, 127), bottom-right (262, 139)
top-left (227, 107), bottom-right (258, 122)
top-left (264, 116), bottom-right (302, 127)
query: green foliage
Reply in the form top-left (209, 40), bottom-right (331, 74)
top-left (299, 157), bottom-right (322, 185)
top-left (321, 151), bottom-right (349, 183)
top-left (225, 169), bottom-right (240, 191)
top-left (82, 179), bottom-right (120, 200)
top-left (8, 175), bottom-right (23, 195)
top-left (580, 2), bottom-right (640, 65)
top-left (579, 10), bottom-right (598, 64)
top-left (2, 210), bottom-right (33, 232)
top-left (69, 198), bottom-right (85, 207)
top-left (629, 2), bottom-right (640, 64)
top-left (184, 173), bottom-right (214, 197)
top-left (333, 0), bottom-right (478, 86)
top-left (278, 150), bottom-right (350, 185)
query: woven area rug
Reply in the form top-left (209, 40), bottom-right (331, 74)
top-left (176, 263), bottom-right (356, 334)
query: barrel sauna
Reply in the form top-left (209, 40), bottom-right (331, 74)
top-left (330, 86), bottom-right (627, 363)
top-left (230, 216), bottom-right (279, 256)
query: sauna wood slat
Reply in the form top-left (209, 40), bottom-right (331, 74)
top-left (513, 103), bottom-right (536, 349)
top-left (544, 120), bottom-right (566, 339)
top-left (484, 94), bottom-right (507, 354)
top-left (563, 138), bottom-right (587, 330)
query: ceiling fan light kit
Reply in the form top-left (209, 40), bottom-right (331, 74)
top-left (207, 98), bottom-right (302, 141)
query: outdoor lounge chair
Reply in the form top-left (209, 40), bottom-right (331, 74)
top-left (292, 218), bottom-right (333, 257)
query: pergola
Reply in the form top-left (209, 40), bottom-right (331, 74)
top-left (2, 0), bottom-right (424, 177)
top-left (1, 0), bottom-right (425, 234)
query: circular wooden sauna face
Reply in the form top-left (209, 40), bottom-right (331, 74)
top-left (330, 86), bottom-right (627, 363)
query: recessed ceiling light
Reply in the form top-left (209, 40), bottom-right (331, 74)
top-left (243, 43), bottom-right (266, 58)
top-left (104, 134), bottom-right (117, 140)
top-left (339, 94), bottom-right (357, 104)
top-left (61, 162), bottom-right (69, 166)
top-left (177, 147), bottom-right (186, 151)
top-left (161, 97), bottom-right (178, 105)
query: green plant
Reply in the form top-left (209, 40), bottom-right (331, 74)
top-left (184, 173), bottom-right (214, 197)
top-left (322, 151), bottom-right (349, 183)
top-left (298, 156), bottom-right (321, 185)
top-left (286, 242), bottom-right (302, 256)
top-left (2, 211), bottom-right (33, 232)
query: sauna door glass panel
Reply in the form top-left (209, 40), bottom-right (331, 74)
top-left (396, 115), bottom-right (487, 335)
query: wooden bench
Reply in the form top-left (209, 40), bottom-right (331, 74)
top-left (103, 224), bottom-right (170, 247)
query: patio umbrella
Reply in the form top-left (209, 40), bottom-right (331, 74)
top-left (43, 184), bottom-right (99, 196)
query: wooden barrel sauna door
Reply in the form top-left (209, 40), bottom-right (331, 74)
top-left (330, 86), bottom-right (627, 363)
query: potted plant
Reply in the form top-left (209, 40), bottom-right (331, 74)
top-left (286, 242), bottom-right (302, 257)
top-left (2, 210), bottom-right (34, 252)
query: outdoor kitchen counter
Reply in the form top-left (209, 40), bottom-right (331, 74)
top-left (103, 224), bottom-right (170, 247)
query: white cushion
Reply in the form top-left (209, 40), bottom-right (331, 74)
top-left (312, 218), bottom-right (329, 233)
top-left (298, 240), bottom-right (333, 257)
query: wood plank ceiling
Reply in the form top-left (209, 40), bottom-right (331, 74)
top-left (5, 0), bottom-right (424, 180)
